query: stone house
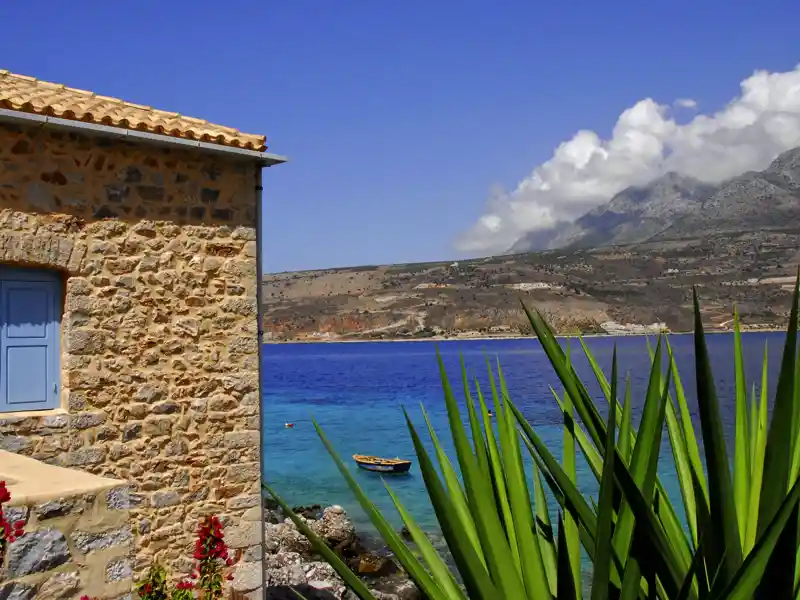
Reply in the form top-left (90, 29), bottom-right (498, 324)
top-left (0, 70), bottom-right (285, 597)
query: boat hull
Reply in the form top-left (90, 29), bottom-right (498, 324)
top-left (353, 455), bottom-right (412, 474)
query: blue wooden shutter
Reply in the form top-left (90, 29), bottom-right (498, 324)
top-left (0, 270), bottom-right (61, 412)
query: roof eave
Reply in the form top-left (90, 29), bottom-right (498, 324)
top-left (0, 108), bottom-right (288, 167)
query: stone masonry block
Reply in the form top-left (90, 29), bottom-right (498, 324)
top-left (106, 557), bottom-right (133, 582)
top-left (224, 431), bottom-right (259, 449)
top-left (225, 521), bottom-right (261, 549)
top-left (150, 490), bottom-right (180, 508)
top-left (6, 528), bottom-right (71, 577)
top-left (106, 486), bottom-right (131, 511)
top-left (37, 572), bottom-right (80, 599)
top-left (242, 543), bottom-right (262, 563)
top-left (72, 525), bottom-right (133, 554)
top-left (3, 505), bottom-right (28, 525)
top-left (67, 328), bottom-right (107, 355)
top-left (34, 499), bottom-right (74, 520)
top-left (0, 582), bottom-right (37, 600)
top-left (226, 462), bottom-right (259, 484)
top-left (0, 435), bottom-right (31, 453)
top-left (231, 561), bottom-right (262, 593)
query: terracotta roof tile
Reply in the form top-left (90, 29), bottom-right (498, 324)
top-left (0, 70), bottom-right (266, 151)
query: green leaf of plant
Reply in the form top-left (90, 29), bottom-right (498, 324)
top-left (523, 439), bottom-right (626, 591)
top-left (474, 378), bottom-right (516, 568)
top-left (746, 341), bottom-right (769, 553)
top-left (665, 375), bottom-right (700, 550)
top-left (676, 534), bottom-right (706, 600)
top-left (420, 404), bottom-right (484, 565)
top-left (436, 353), bottom-right (530, 599)
top-left (552, 386), bottom-right (603, 482)
top-left (510, 399), bottom-right (598, 539)
top-left (619, 346), bottom-right (675, 600)
top-left (383, 482), bottom-right (468, 600)
top-left (642, 340), bottom-right (697, 566)
top-left (758, 272), bottom-right (800, 535)
top-left (610, 442), bottom-right (684, 599)
top-left (560, 352), bottom-right (583, 597)
top-left (733, 306), bottom-right (750, 552)
top-left (403, 408), bottom-right (500, 599)
top-left (578, 337), bottom-right (612, 404)
top-left (692, 287), bottom-right (743, 584)
top-left (557, 513), bottom-right (580, 600)
top-left (486, 358), bottom-right (524, 578)
top-left (619, 373), bottom-right (633, 463)
top-left (520, 301), bottom-right (606, 450)
top-left (612, 337), bottom-right (664, 565)
top-left (462, 356), bottom-right (491, 479)
top-left (591, 347), bottom-right (618, 600)
top-left (793, 329), bottom-right (800, 486)
top-left (711, 474), bottom-right (800, 600)
top-left (664, 336), bottom-right (709, 508)
top-left (533, 461), bottom-right (559, 596)
top-left (756, 503), bottom-right (799, 598)
top-left (495, 362), bottom-right (553, 600)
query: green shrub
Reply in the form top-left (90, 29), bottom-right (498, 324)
top-left (265, 276), bottom-right (800, 599)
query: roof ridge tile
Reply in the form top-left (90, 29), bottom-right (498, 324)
top-left (0, 69), bottom-right (266, 151)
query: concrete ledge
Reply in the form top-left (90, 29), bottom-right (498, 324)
top-left (0, 449), bottom-right (125, 505)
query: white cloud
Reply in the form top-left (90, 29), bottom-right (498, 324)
top-left (456, 64), bottom-right (800, 255)
top-left (674, 98), bottom-right (698, 109)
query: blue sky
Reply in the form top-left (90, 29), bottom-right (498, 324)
top-left (3, 1), bottom-right (800, 272)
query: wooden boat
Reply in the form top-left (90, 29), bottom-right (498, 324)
top-left (353, 454), bottom-right (412, 474)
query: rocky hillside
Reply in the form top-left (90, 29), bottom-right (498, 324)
top-left (263, 231), bottom-right (800, 342)
top-left (654, 147), bottom-right (800, 241)
top-left (510, 147), bottom-right (800, 253)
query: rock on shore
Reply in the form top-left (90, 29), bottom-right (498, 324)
top-left (263, 503), bottom-right (421, 600)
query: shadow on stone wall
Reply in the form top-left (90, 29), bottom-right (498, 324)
top-left (0, 124), bottom-right (257, 229)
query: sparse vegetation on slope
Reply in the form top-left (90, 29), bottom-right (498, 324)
top-left (263, 231), bottom-right (800, 342)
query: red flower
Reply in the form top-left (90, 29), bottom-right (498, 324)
top-left (0, 482), bottom-right (11, 504)
top-left (191, 514), bottom-right (232, 599)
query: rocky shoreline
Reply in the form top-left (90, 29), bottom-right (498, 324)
top-left (263, 500), bottom-right (421, 600)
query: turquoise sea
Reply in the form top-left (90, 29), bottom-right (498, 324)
top-left (262, 333), bottom-right (785, 536)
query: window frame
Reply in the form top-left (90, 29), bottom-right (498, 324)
top-left (0, 266), bottom-right (62, 414)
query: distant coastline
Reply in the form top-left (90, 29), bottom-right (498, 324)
top-left (262, 327), bottom-right (786, 345)
top-left (262, 233), bottom-right (797, 349)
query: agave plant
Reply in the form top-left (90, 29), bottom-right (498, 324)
top-left (263, 276), bottom-right (800, 599)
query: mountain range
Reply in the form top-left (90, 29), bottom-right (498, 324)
top-left (508, 146), bottom-right (800, 253)
top-left (261, 147), bottom-right (800, 341)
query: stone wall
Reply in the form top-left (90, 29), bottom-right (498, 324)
top-left (2, 485), bottom-right (133, 600)
top-left (0, 122), bottom-right (264, 593)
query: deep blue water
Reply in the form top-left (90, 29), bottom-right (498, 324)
top-left (262, 333), bottom-right (786, 535)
